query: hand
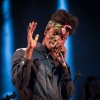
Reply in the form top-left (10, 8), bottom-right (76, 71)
top-left (27, 21), bottom-right (39, 49)
top-left (53, 45), bottom-right (66, 64)
top-left (24, 21), bottom-right (39, 60)
top-left (49, 36), bottom-right (66, 64)
top-left (53, 46), bottom-right (69, 72)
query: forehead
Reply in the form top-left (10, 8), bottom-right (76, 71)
top-left (46, 21), bottom-right (70, 39)
top-left (46, 20), bottom-right (71, 33)
top-left (46, 21), bottom-right (63, 30)
top-left (49, 26), bottom-right (69, 36)
top-left (47, 27), bottom-right (69, 41)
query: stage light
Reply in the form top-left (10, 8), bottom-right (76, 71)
top-left (57, 0), bottom-right (69, 11)
top-left (1, 0), bottom-right (15, 97)
top-left (57, 0), bottom-right (75, 81)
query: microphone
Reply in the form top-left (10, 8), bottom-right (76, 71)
top-left (50, 42), bottom-right (65, 61)
top-left (60, 53), bottom-right (66, 66)
top-left (49, 40), bottom-right (68, 68)
top-left (50, 42), bottom-right (69, 73)
top-left (59, 52), bottom-right (69, 73)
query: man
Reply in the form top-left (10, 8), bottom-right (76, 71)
top-left (12, 10), bottom-right (78, 100)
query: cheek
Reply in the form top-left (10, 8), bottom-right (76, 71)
top-left (66, 32), bottom-right (69, 37)
top-left (62, 28), bottom-right (66, 35)
top-left (46, 34), bottom-right (50, 39)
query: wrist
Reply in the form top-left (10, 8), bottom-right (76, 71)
top-left (24, 47), bottom-right (33, 60)
top-left (62, 65), bottom-right (69, 73)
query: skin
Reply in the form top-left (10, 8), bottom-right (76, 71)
top-left (24, 21), bottom-right (69, 65)
top-left (24, 21), bottom-right (39, 60)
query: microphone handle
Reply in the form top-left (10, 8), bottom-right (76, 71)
top-left (60, 53), bottom-right (69, 72)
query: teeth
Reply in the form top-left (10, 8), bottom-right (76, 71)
top-left (49, 42), bottom-right (58, 48)
top-left (54, 42), bottom-right (57, 46)
top-left (50, 44), bottom-right (54, 47)
top-left (49, 42), bottom-right (53, 47)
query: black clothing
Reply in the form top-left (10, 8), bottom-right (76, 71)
top-left (12, 42), bottom-right (74, 100)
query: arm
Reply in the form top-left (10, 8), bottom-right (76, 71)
top-left (12, 48), bottom-right (32, 89)
top-left (52, 43), bottom-right (74, 99)
top-left (61, 64), bottom-right (74, 100)
top-left (12, 21), bottom-right (39, 89)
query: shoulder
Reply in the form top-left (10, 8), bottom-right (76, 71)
top-left (13, 48), bottom-right (26, 58)
top-left (16, 48), bottom-right (26, 52)
top-left (14, 48), bottom-right (26, 54)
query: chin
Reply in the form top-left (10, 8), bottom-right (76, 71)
top-left (45, 43), bottom-right (51, 50)
top-left (46, 45), bottom-right (51, 50)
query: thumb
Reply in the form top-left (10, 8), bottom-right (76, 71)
top-left (35, 34), bottom-right (39, 42)
top-left (32, 34), bottom-right (39, 48)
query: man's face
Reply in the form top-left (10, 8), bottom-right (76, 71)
top-left (43, 26), bottom-right (69, 52)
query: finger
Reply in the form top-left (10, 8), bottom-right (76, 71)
top-left (55, 43), bottom-right (60, 48)
top-left (34, 34), bottom-right (39, 42)
top-left (29, 21), bottom-right (34, 33)
top-left (57, 49), bottom-right (61, 54)
top-left (61, 46), bottom-right (66, 52)
top-left (29, 22), bottom-right (32, 27)
top-left (64, 50), bottom-right (66, 58)
top-left (61, 46), bottom-right (66, 58)
top-left (28, 21), bottom-right (37, 34)
top-left (31, 22), bottom-right (37, 34)
top-left (27, 22), bottom-right (31, 32)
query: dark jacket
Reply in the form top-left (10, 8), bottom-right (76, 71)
top-left (12, 42), bottom-right (74, 100)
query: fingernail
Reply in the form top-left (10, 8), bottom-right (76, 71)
top-left (35, 22), bottom-right (37, 25)
top-left (36, 34), bottom-right (39, 37)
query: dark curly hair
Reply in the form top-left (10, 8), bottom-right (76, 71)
top-left (51, 9), bottom-right (78, 35)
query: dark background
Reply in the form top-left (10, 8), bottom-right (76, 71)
top-left (0, 0), bottom-right (100, 99)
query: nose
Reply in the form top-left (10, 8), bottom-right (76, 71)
top-left (55, 36), bottom-right (64, 44)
